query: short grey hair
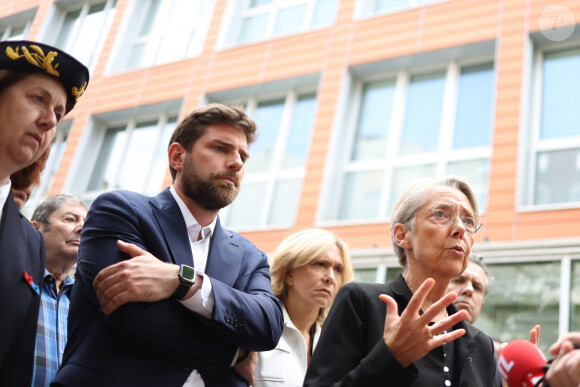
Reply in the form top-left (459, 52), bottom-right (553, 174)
top-left (31, 193), bottom-right (87, 226)
top-left (468, 253), bottom-right (493, 295)
top-left (390, 176), bottom-right (479, 268)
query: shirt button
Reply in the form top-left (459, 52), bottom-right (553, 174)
top-left (443, 366), bottom-right (449, 372)
top-left (445, 380), bottom-right (451, 386)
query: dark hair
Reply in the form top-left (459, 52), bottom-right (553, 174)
top-left (0, 69), bottom-right (30, 93)
top-left (469, 254), bottom-right (493, 295)
top-left (31, 193), bottom-right (87, 227)
top-left (168, 103), bottom-right (257, 180)
top-left (10, 146), bottom-right (50, 191)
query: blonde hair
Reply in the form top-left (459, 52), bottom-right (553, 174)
top-left (269, 228), bottom-right (353, 324)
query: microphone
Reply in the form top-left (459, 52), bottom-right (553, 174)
top-left (497, 339), bottom-right (547, 387)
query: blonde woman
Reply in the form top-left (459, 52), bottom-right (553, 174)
top-left (254, 228), bottom-right (353, 387)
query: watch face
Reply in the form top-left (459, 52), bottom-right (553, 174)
top-left (181, 265), bottom-right (196, 281)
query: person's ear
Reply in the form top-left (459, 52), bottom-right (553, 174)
top-left (168, 143), bottom-right (186, 173)
top-left (31, 220), bottom-right (42, 231)
top-left (393, 223), bottom-right (410, 249)
top-left (285, 270), bottom-right (294, 287)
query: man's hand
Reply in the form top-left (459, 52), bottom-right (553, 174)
top-left (232, 350), bottom-right (257, 386)
top-left (93, 240), bottom-right (181, 315)
top-left (529, 324), bottom-right (540, 346)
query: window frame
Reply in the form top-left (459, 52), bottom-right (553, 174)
top-left (320, 57), bottom-right (495, 224)
top-left (212, 87), bottom-right (318, 231)
top-left (521, 41), bottom-right (580, 210)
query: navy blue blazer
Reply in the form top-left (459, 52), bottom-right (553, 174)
top-left (304, 275), bottom-right (496, 386)
top-left (0, 191), bottom-right (45, 386)
top-left (52, 188), bottom-right (283, 387)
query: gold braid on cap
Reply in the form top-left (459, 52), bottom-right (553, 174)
top-left (5, 44), bottom-right (60, 77)
top-left (72, 82), bottom-right (87, 102)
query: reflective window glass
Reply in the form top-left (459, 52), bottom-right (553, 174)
top-left (534, 149), bottom-right (580, 205)
top-left (354, 268), bottom-right (378, 283)
top-left (273, 4), bottom-right (306, 37)
top-left (399, 72), bottom-right (445, 156)
top-left (388, 164), bottom-right (437, 216)
top-left (476, 262), bottom-right (560, 354)
top-left (247, 100), bottom-right (285, 173)
top-left (453, 63), bottom-right (494, 149)
top-left (570, 260), bottom-right (580, 331)
top-left (238, 13), bottom-right (269, 43)
top-left (447, 158), bottom-right (490, 213)
top-left (541, 48), bottom-right (580, 140)
top-left (338, 170), bottom-right (384, 220)
top-left (283, 94), bottom-right (316, 169)
top-left (312, 0), bottom-right (339, 28)
top-left (226, 182), bottom-right (267, 228)
top-left (268, 179), bottom-right (302, 225)
top-left (351, 80), bottom-right (395, 161)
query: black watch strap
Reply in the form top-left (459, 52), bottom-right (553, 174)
top-left (171, 264), bottom-right (196, 300)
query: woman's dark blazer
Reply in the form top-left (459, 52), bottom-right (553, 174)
top-left (304, 274), bottom-right (496, 387)
top-left (0, 192), bottom-right (45, 386)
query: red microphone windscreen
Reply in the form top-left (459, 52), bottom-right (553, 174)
top-left (497, 339), bottom-right (547, 387)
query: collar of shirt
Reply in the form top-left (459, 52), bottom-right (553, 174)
top-left (0, 180), bottom-right (12, 221)
top-left (43, 268), bottom-right (74, 298)
top-left (169, 186), bottom-right (217, 240)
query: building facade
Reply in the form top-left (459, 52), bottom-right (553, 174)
top-left (2, 0), bottom-right (580, 352)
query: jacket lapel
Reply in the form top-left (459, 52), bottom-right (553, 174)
top-left (149, 189), bottom-right (194, 266)
top-left (205, 218), bottom-right (241, 287)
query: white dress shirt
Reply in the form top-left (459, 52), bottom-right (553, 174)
top-left (169, 187), bottom-right (216, 387)
top-left (0, 180), bottom-right (12, 222)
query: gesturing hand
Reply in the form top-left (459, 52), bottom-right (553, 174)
top-left (380, 278), bottom-right (468, 367)
top-left (232, 350), bottom-right (257, 386)
top-left (93, 240), bottom-right (180, 315)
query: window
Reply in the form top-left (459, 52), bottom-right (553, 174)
top-left (0, 10), bottom-right (35, 40)
top-left (219, 92), bottom-right (318, 229)
top-left (477, 261), bottom-right (560, 354)
top-left (113, 0), bottom-right (214, 71)
top-left (526, 46), bottom-right (580, 206)
top-left (22, 122), bottom-right (72, 216)
top-left (324, 61), bottom-right (495, 222)
top-left (83, 112), bottom-right (178, 199)
top-left (47, 0), bottom-right (117, 70)
top-left (223, 0), bottom-right (339, 47)
top-left (356, 0), bottom-right (446, 18)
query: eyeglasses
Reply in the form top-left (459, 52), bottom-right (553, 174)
top-left (413, 204), bottom-right (482, 234)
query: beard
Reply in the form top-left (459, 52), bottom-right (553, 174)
top-left (180, 155), bottom-right (240, 211)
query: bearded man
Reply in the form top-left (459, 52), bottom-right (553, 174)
top-left (52, 104), bottom-right (283, 387)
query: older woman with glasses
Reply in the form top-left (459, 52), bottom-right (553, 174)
top-left (304, 176), bottom-right (496, 387)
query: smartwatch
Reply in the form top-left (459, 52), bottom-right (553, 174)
top-left (171, 264), bottom-right (196, 300)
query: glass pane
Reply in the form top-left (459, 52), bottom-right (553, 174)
top-left (268, 178), bottom-right (301, 225)
top-left (351, 80), bottom-right (396, 161)
top-left (8, 24), bottom-right (26, 39)
top-left (273, 4), bottom-right (306, 37)
top-left (139, 0), bottom-right (160, 37)
top-left (55, 9), bottom-right (81, 50)
top-left (446, 158), bottom-right (490, 213)
top-left (143, 117), bottom-right (178, 195)
top-left (385, 267), bottom-right (403, 283)
top-left (71, 3), bottom-right (108, 66)
top-left (388, 164), bottom-right (437, 216)
top-left (453, 63), bottom-right (494, 149)
top-left (127, 43), bottom-right (146, 69)
top-left (157, 0), bottom-right (198, 63)
top-left (238, 13), bottom-right (269, 43)
top-left (541, 48), bottom-right (580, 140)
top-left (87, 126), bottom-right (126, 191)
top-left (399, 72), bottom-right (446, 156)
top-left (354, 268), bottom-right (377, 283)
top-left (283, 94), bottom-right (316, 169)
top-left (570, 260), bottom-right (580, 331)
top-left (338, 170), bottom-right (383, 220)
top-left (535, 149), bottom-right (580, 205)
top-left (375, 0), bottom-right (409, 12)
top-left (225, 182), bottom-right (267, 228)
top-left (250, 0), bottom-right (272, 8)
top-left (117, 120), bottom-right (159, 191)
top-left (311, 0), bottom-right (338, 28)
top-left (247, 100), bottom-right (284, 173)
top-left (476, 262), bottom-right (560, 355)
